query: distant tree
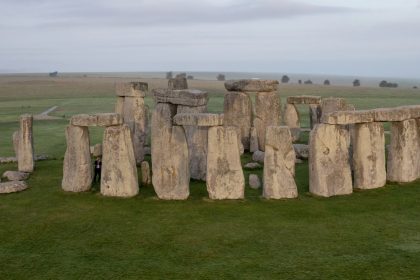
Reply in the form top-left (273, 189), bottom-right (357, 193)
top-left (49, 71), bottom-right (58, 77)
top-left (323, 79), bottom-right (330, 86)
top-left (304, 80), bottom-right (313, 85)
top-left (187, 75), bottom-right (194, 80)
top-left (281, 75), bottom-right (290, 84)
top-left (414, 86), bottom-right (418, 89)
top-left (217, 74), bottom-right (226, 81)
top-left (353, 79), bottom-right (361, 87)
top-left (166, 71), bottom-right (173, 79)
top-left (298, 80), bottom-right (302, 85)
top-left (379, 80), bottom-right (398, 88)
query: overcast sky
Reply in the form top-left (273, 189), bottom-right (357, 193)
top-left (1, 0), bottom-right (419, 78)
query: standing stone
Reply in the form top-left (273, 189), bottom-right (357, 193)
top-left (62, 125), bottom-right (92, 192)
top-left (387, 119), bottom-right (420, 183)
top-left (141, 161), bottom-right (152, 186)
top-left (152, 103), bottom-right (190, 200)
top-left (168, 77), bottom-right (188, 90)
top-left (249, 127), bottom-right (259, 153)
top-left (353, 122), bottom-right (386, 189)
top-left (254, 92), bottom-right (281, 151)
top-left (309, 104), bottom-right (322, 129)
top-left (309, 124), bottom-right (352, 197)
top-left (223, 92), bottom-right (252, 150)
top-left (12, 131), bottom-right (19, 158)
top-left (249, 174), bottom-right (261, 189)
top-left (101, 124), bottom-right (139, 197)
top-left (283, 104), bottom-right (300, 142)
top-left (263, 126), bottom-right (298, 199)
top-left (321, 97), bottom-right (348, 117)
top-left (207, 126), bottom-right (245, 200)
top-left (177, 105), bottom-right (208, 181)
top-left (18, 115), bottom-right (34, 173)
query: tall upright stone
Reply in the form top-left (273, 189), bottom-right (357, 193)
top-left (254, 92), bottom-right (281, 151)
top-left (321, 97), bottom-right (348, 118)
top-left (309, 124), bottom-right (352, 197)
top-left (101, 124), bottom-right (139, 197)
top-left (353, 122), bottom-right (386, 189)
top-left (309, 104), bottom-right (322, 129)
top-left (206, 126), bottom-right (245, 199)
top-left (263, 126), bottom-right (298, 199)
top-left (387, 119), bottom-right (420, 183)
top-left (18, 114), bottom-right (34, 172)
top-left (62, 125), bottom-right (92, 192)
top-left (12, 131), bottom-right (19, 158)
top-left (249, 127), bottom-right (259, 153)
top-left (168, 76), bottom-right (188, 90)
top-left (283, 104), bottom-right (300, 141)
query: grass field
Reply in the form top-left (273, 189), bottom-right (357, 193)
top-left (0, 74), bottom-right (419, 279)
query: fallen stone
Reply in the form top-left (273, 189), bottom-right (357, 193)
top-left (153, 89), bottom-right (208, 107)
top-left (287, 95), bottom-right (321, 105)
top-left (249, 174), bottom-right (261, 189)
top-left (18, 114), bottom-right (34, 173)
top-left (254, 91), bottom-right (281, 151)
top-left (309, 124), bottom-right (352, 197)
top-left (206, 126), bottom-right (245, 199)
top-left (0, 181), bottom-right (28, 194)
top-left (293, 144), bottom-right (309, 159)
top-left (322, 110), bottom-right (375, 125)
top-left (115, 82), bottom-right (148, 97)
top-left (224, 79), bottom-right (279, 92)
top-left (140, 161), bottom-right (152, 186)
top-left (373, 107), bottom-right (411, 122)
top-left (252, 150), bottom-right (265, 163)
top-left (244, 162), bottom-right (262, 169)
top-left (263, 126), bottom-right (298, 199)
top-left (173, 113), bottom-right (224, 126)
top-left (2, 171), bottom-right (29, 181)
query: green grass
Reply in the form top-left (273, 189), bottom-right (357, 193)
top-left (0, 75), bottom-right (420, 279)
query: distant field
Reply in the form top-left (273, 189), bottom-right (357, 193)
top-left (0, 74), bottom-right (419, 279)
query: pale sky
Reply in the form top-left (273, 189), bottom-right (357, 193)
top-left (0, 0), bottom-right (419, 78)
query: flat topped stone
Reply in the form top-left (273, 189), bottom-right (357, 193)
top-left (153, 89), bottom-right (208, 106)
top-left (2, 171), bottom-right (29, 181)
top-left (224, 79), bottom-right (279, 92)
top-left (373, 107), bottom-right (411, 122)
top-left (0, 181), bottom-right (28, 194)
top-left (173, 113), bottom-right (224, 126)
top-left (322, 110), bottom-right (375, 125)
top-left (287, 96), bottom-right (321, 105)
top-left (70, 113), bottom-right (123, 127)
top-left (116, 82), bottom-right (148, 97)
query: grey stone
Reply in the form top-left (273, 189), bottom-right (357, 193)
top-left (249, 174), bottom-right (261, 189)
top-left (283, 104), bottom-right (300, 142)
top-left (224, 79), bottom-right (279, 92)
top-left (153, 89), bottom-right (208, 107)
top-left (254, 91), bottom-right (281, 151)
top-left (141, 161), bottom-right (152, 186)
top-left (244, 162), bottom-right (262, 169)
top-left (287, 95), bottom-right (321, 105)
top-left (252, 150), bottom-right (265, 163)
top-left (168, 77), bottom-right (188, 90)
top-left (293, 144), bottom-right (309, 159)
top-left (2, 171), bottom-right (29, 181)
top-left (0, 181), bottom-right (28, 194)
top-left (115, 82), bottom-right (148, 97)
top-left (249, 127), bottom-right (259, 153)
top-left (309, 104), bottom-right (322, 129)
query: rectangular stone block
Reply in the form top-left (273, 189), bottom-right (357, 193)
top-left (224, 79), bottom-right (279, 92)
top-left (71, 114), bottom-right (98, 126)
top-left (322, 110), bottom-right (375, 125)
top-left (287, 95), bottom-right (321, 105)
top-left (173, 113), bottom-right (224, 126)
top-left (115, 82), bottom-right (147, 97)
top-left (71, 113), bottom-right (123, 127)
top-left (401, 105), bottom-right (420, 119)
top-left (153, 89), bottom-right (208, 106)
top-left (373, 107), bottom-right (411, 122)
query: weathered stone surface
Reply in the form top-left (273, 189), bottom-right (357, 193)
top-left (70, 114), bottom-right (97, 126)
top-left (309, 104), bottom-right (322, 129)
top-left (71, 113), bottom-right (123, 127)
top-left (309, 124), bottom-right (352, 197)
top-left (141, 161), bottom-right (152, 186)
top-left (224, 79), bottom-right (279, 92)
top-left (115, 96), bottom-right (124, 115)
top-left (18, 114), bottom-right (34, 173)
top-left (249, 174), bottom-right (261, 189)
top-left (144, 146), bottom-right (151, 155)
top-left (206, 126), bottom-right (245, 199)
top-left (168, 77), bottom-right (188, 90)
top-left (249, 127), bottom-right (259, 153)
top-left (353, 122), bottom-right (386, 189)
top-left (293, 144), bottom-right (309, 159)
top-left (321, 97), bottom-right (348, 117)
top-left (177, 105), bottom-right (208, 181)
top-left (115, 82), bottom-right (148, 97)
top-left (173, 113), bottom-right (223, 126)
top-left (287, 95), bottom-right (321, 105)
top-left (223, 91), bottom-right (252, 150)
top-left (283, 104), bottom-right (300, 142)
top-left (252, 150), bottom-right (265, 163)
top-left (403, 105), bottom-right (420, 119)
top-left (322, 110), bottom-right (375, 125)
top-left (152, 103), bottom-right (190, 199)
top-left (91, 143), bottom-right (102, 157)
top-left (254, 91), bottom-right (281, 151)
top-left (101, 124), bottom-right (139, 197)
top-left (62, 125), bottom-right (92, 192)
top-left (373, 107), bottom-right (411, 122)
top-left (2, 171), bottom-right (29, 181)
top-left (0, 181), bottom-right (28, 194)
top-left (387, 119), bottom-right (420, 183)
top-left (244, 162), bottom-right (262, 169)
top-left (263, 126), bottom-right (298, 199)
top-left (153, 89), bottom-right (208, 106)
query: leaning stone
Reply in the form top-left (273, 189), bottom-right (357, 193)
top-left (249, 127), bottom-right (259, 153)
top-left (224, 79), bottom-right (279, 92)
top-left (168, 77), bottom-right (188, 90)
top-left (373, 107), bottom-right (411, 122)
top-left (322, 110), bottom-right (375, 125)
top-left (206, 126), bottom-right (245, 199)
top-left (254, 91), bottom-right (281, 151)
top-left (96, 113), bottom-right (123, 127)
top-left (287, 95), bottom-right (321, 105)
top-left (115, 82), bottom-right (148, 97)
top-left (140, 161), bottom-right (152, 186)
top-left (309, 104), bottom-right (322, 129)
top-left (309, 124), bottom-right (352, 197)
top-left (249, 174), bottom-right (261, 189)
top-left (244, 162), bottom-right (262, 169)
top-left (0, 181), bottom-right (28, 194)
top-left (2, 171), bottom-right (30, 181)
top-left (101, 124), bottom-right (139, 197)
top-left (293, 144), bottom-right (309, 159)
top-left (18, 114), bottom-right (34, 173)
top-left (173, 113), bottom-right (224, 126)
top-left (283, 104), bottom-right (300, 142)
top-left (387, 119), bottom-right (420, 183)
top-left (153, 89), bottom-right (208, 107)
top-left (62, 125), bottom-right (92, 192)
top-left (263, 126), bottom-right (298, 199)
top-left (252, 150), bottom-right (265, 163)
top-left (223, 91), bottom-right (252, 150)
top-left (353, 122), bottom-right (386, 189)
